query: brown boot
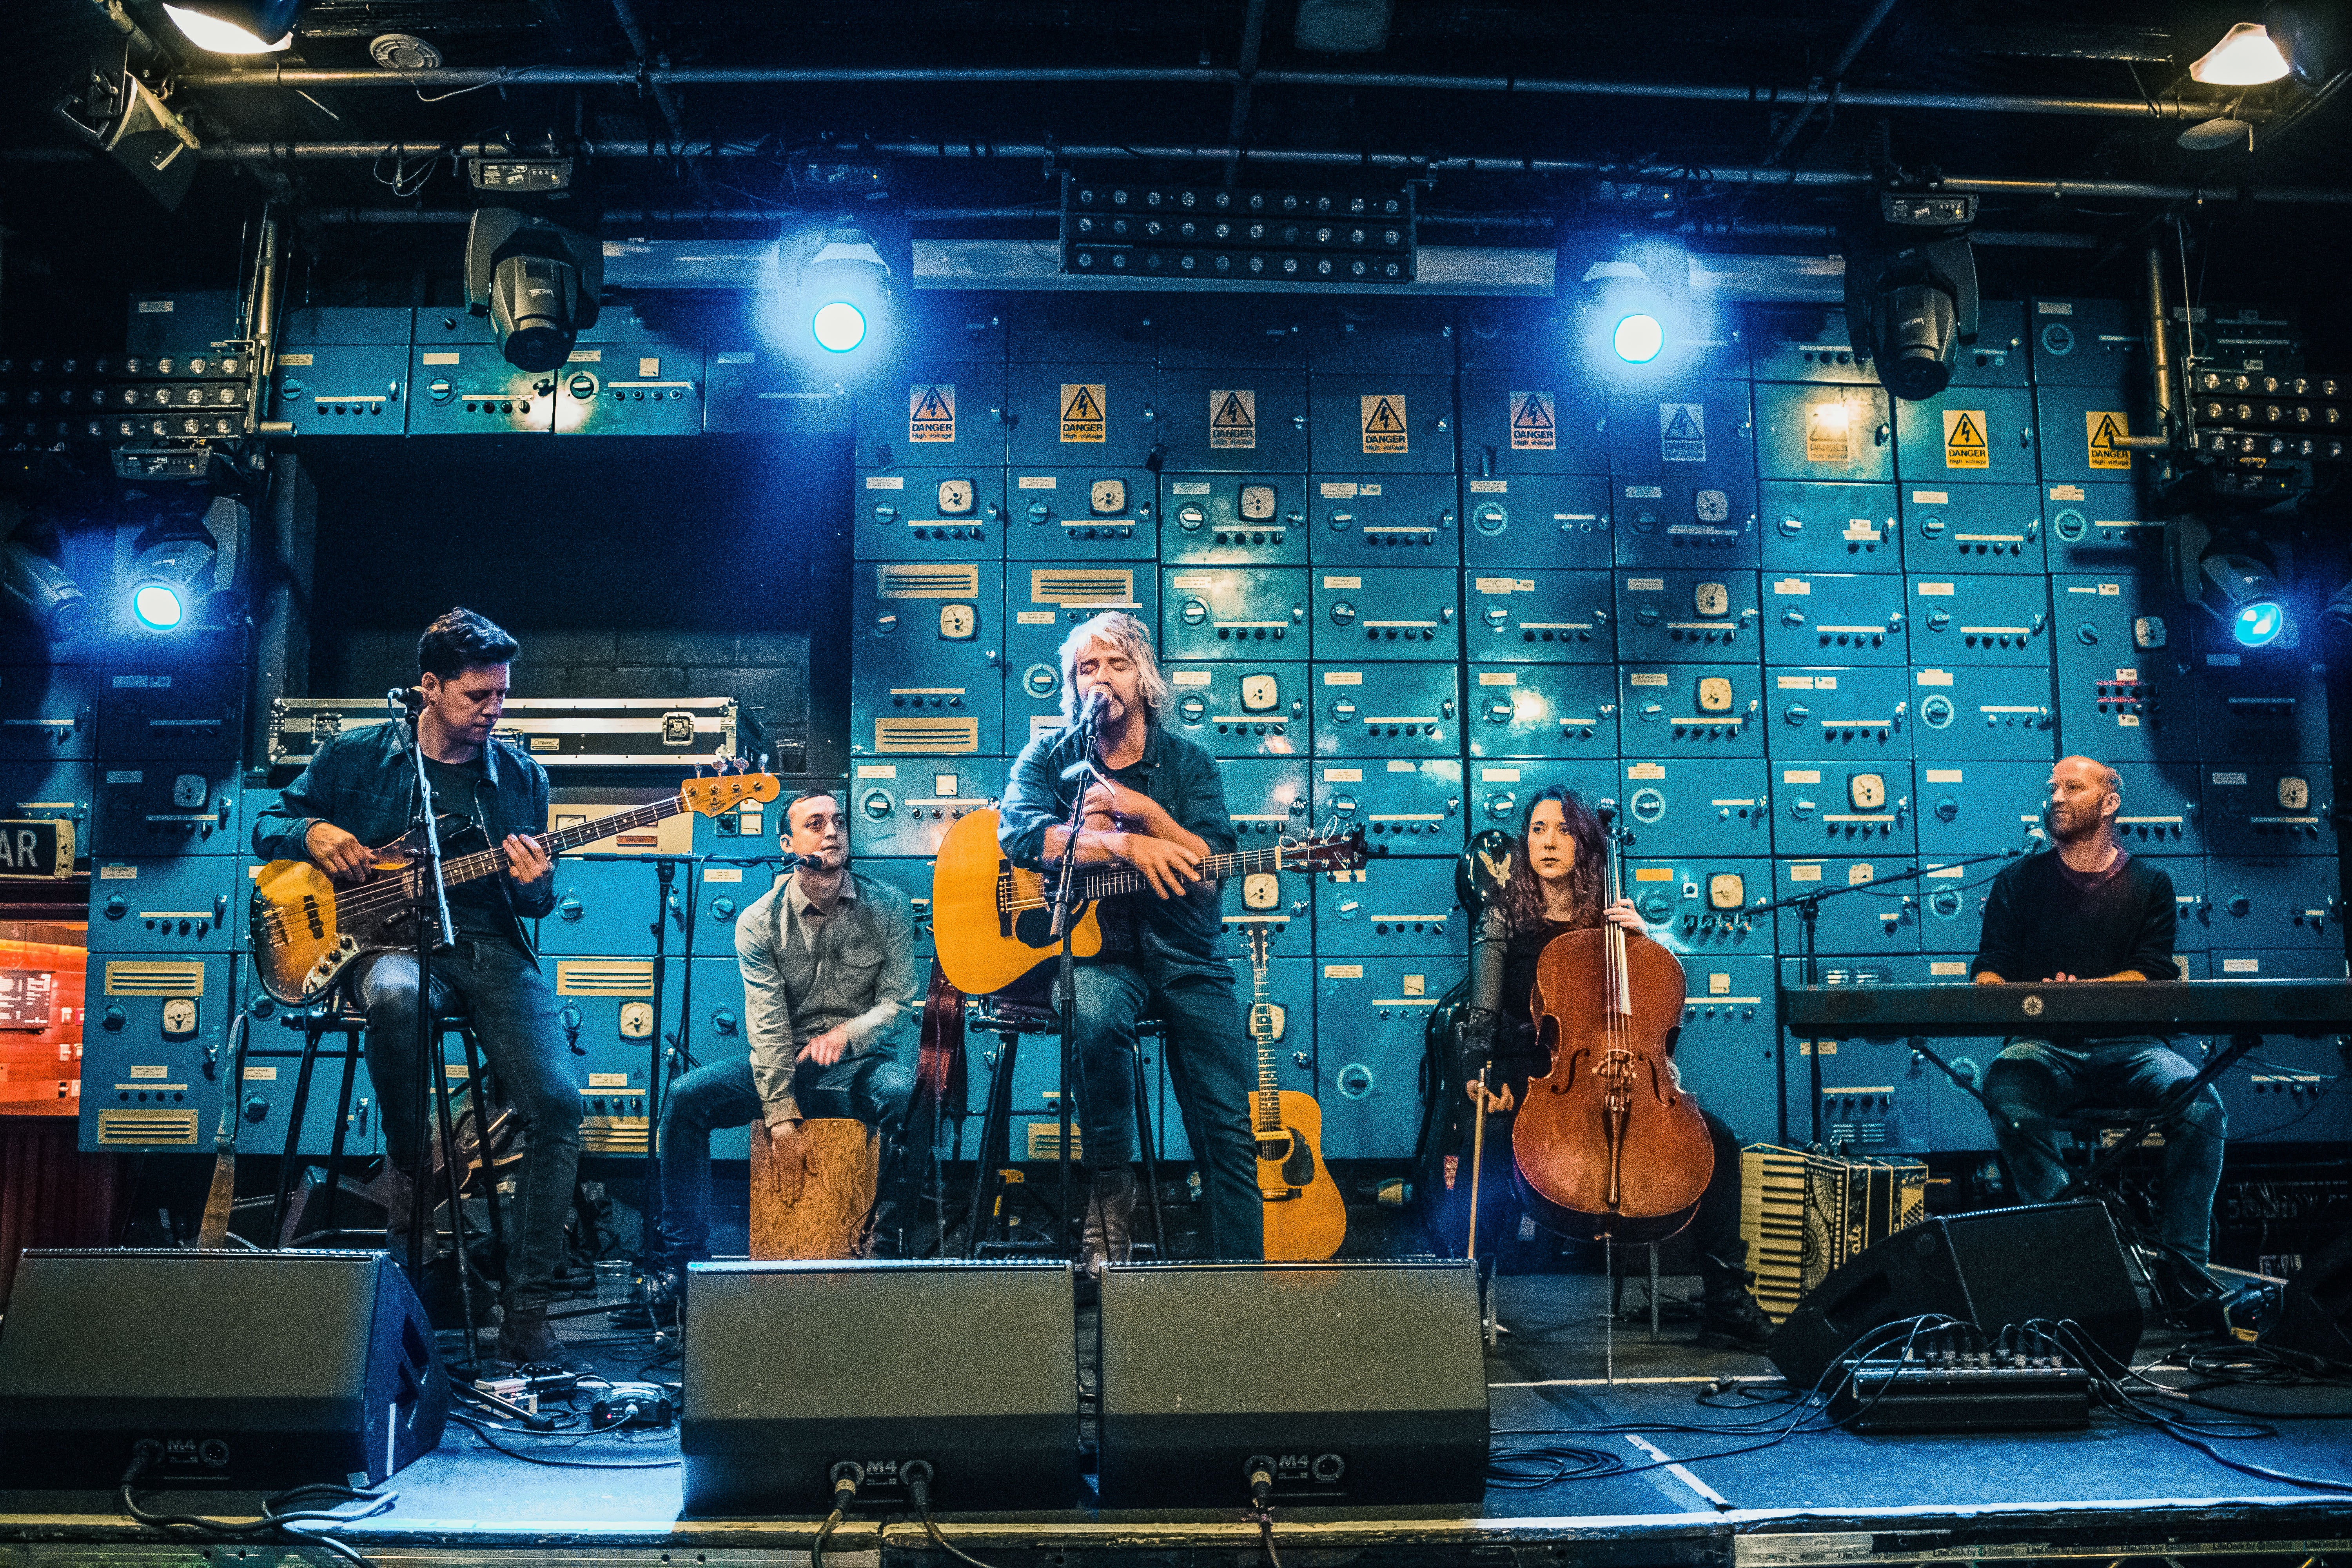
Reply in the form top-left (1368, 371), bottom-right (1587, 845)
top-left (1081, 1166), bottom-right (1138, 1278)
top-left (494, 1300), bottom-right (583, 1371)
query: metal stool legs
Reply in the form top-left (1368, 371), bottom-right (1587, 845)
top-left (425, 1014), bottom-right (485, 1365)
top-left (452, 1021), bottom-right (509, 1269)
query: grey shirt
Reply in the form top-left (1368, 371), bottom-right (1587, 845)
top-left (739, 867), bottom-right (920, 1123)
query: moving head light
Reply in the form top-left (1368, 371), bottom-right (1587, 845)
top-left (465, 208), bottom-right (603, 373)
top-left (1843, 195), bottom-right (1980, 402)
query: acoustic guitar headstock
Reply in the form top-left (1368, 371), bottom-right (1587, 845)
top-left (682, 771), bottom-right (782, 817)
top-left (1285, 826), bottom-right (1370, 876)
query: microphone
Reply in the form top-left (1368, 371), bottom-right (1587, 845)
top-left (1076, 688), bottom-right (1110, 730)
top-left (388, 686), bottom-right (426, 712)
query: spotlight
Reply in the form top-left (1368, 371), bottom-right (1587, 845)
top-left (0, 542), bottom-right (89, 642)
top-left (2201, 554), bottom-right (2288, 646)
top-left (2191, 22), bottom-right (2290, 84)
top-left (124, 537), bottom-right (216, 635)
top-left (1843, 194), bottom-right (1980, 403)
top-left (1565, 236), bottom-right (1690, 370)
top-left (161, 1), bottom-right (301, 53)
top-left (465, 208), bottom-right (603, 373)
top-left (799, 224), bottom-right (893, 356)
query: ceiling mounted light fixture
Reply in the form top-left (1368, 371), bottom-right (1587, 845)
top-left (2189, 21), bottom-right (2290, 84)
top-left (160, 1), bottom-right (302, 54)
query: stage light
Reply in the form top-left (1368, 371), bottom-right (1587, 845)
top-left (1843, 195), bottom-right (1980, 403)
top-left (1565, 236), bottom-right (1690, 372)
top-left (1613, 312), bottom-right (1664, 364)
top-left (464, 208), bottom-right (603, 373)
top-left (162, 1), bottom-right (301, 53)
top-left (0, 542), bottom-right (89, 641)
top-left (800, 225), bottom-right (892, 355)
top-left (2191, 22), bottom-right (2290, 83)
top-left (2198, 552), bottom-right (2288, 644)
top-left (125, 536), bottom-right (217, 635)
top-left (2233, 599), bottom-right (2285, 647)
top-left (132, 584), bottom-right (184, 633)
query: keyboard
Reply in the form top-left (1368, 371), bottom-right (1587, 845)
top-left (1780, 979), bottom-right (2352, 1035)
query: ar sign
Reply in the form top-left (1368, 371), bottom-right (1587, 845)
top-left (0, 819), bottom-right (71, 880)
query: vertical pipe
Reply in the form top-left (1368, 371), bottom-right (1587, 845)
top-left (2144, 245), bottom-right (2173, 436)
top-left (244, 206), bottom-right (284, 437)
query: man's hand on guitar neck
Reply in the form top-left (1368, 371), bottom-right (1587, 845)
top-left (500, 833), bottom-right (553, 887)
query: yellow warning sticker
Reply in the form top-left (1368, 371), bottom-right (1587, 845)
top-left (909, 383), bottom-right (955, 443)
top-left (2086, 410), bottom-right (2132, 471)
top-left (1510, 390), bottom-right (1555, 451)
top-left (1942, 408), bottom-right (1989, 469)
top-left (1806, 401), bottom-right (1852, 464)
top-left (1060, 383), bottom-right (1106, 443)
top-left (1209, 388), bottom-right (1256, 449)
top-left (1360, 394), bottom-right (1408, 455)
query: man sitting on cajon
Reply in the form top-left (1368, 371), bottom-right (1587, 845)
top-left (652, 787), bottom-right (919, 1298)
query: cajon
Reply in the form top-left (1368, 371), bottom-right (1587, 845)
top-left (748, 1118), bottom-right (881, 1259)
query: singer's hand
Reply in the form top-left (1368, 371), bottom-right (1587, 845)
top-left (1117, 832), bottom-right (1202, 898)
top-left (1083, 780), bottom-right (1165, 831)
top-left (501, 833), bottom-right (552, 884)
top-left (305, 821), bottom-right (372, 882)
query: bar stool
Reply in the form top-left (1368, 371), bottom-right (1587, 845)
top-left (962, 994), bottom-right (1169, 1260)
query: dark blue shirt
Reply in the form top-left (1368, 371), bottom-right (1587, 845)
top-left (997, 722), bottom-right (1234, 963)
top-left (252, 720), bottom-right (555, 956)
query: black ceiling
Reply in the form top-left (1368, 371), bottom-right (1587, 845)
top-left (2, 0), bottom-right (2348, 344)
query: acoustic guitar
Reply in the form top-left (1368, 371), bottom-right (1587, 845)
top-left (1245, 924), bottom-right (1345, 1260)
top-left (930, 807), bottom-right (1368, 996)
top-left (250, 771), bottom-right (779, 1005)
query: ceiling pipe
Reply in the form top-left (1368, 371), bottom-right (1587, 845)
top-left (170, 64), bottom-right (2253, 121)
top-left (1757, 0), bottom-right (1904, 165)
top-left (606, 0), bottom-right (692, 152)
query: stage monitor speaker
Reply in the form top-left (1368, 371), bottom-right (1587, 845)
top-left (680, 1260), bottom-right (1078, 1515)
top-left (1096, 1259), bottom-right (1488, 1508)
top-left (2266, 1229), bottom-right (2352, 1368)
top-left (1766, 1201), bottom-right (2143, 1390)
top-left (0, 1249), bottom-right (448, 1489)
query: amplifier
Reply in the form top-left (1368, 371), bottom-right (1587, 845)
top-left (1739, 1143), bottom-right (1928, 1323)
top-left (1829, 1327), bottom-right (2091, 1434)
top-left (266, 696), bottom-right (756, 770)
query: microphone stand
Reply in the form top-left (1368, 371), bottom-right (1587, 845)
top-left (1046, 703), bottom-right (1103, 1261)
top-left (385, 690), bottom-right (477, 1366)
top-left (1753, 846), bottom-right (2015, 1147)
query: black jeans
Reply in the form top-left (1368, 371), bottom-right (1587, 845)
top-left (352, 940), bottom-right (581, 1311)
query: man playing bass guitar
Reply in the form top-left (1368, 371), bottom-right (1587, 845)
top-left (997, 611), bottom-right (1263, 1274)
top-left (250, 608), bottom-right (582, 1369)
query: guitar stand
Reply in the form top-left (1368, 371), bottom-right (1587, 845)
top-left (962, 998), bottom-right (1168, 1260)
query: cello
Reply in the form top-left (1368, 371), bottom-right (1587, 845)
top-left (1510, 807), bottom-right (1714, 1243)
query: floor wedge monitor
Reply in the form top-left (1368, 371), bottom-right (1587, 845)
top-left (0, 1249), bottom-right (448, 1489)
top-left (1766, 1201), bottom-right (2143, 1389)
top-left (1096, 1259), bottom-right (1488, 1508)
top-left (681, 1259), bottom-right (1079, 1514)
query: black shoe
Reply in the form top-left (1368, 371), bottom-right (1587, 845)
top-left (495, 1302), bottom-right (587, 1372)
top-left (1697, 1287), bottom-right (1776, 1353)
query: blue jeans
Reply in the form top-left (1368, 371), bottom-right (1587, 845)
top-left (1071, 955), bottom-right (1263, 1259)
top-left (655, 1051), bottom-right (915, 1263)
top-left (1981, 1034), bottom-right (2227, 1269)
top-left (351, 940), bottom-right (582, 1310)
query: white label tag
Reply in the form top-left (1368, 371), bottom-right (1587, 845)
top-left (1791, 864), bottom-right (1823, 882)
top-left (1478, 671), bottom-right (1517, 686)
top-left (704, 868), bottom-right (744, 883)
top-left (1324, 964), bottom-right (1364, 979)
top-left (1171, 670), bottom-right (1212, 686)
top-left (1323, 671), bottom-right (1363, 685)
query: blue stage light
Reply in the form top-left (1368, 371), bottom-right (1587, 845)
top-left (1613, 312), bottom-right (1665, 364)
top-left (811, 300), bottom-right (868, 353)
top-left (132, 583), bottom-right (185, 633)
top-left (2233, 600), bottom-right (2285, 647)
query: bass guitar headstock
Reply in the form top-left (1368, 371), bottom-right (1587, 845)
top-left (682, 769), bottom-right (782, 817)
top-left (1285, 825), bottom-right (1370, 877)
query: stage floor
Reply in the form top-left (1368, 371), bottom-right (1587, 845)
top-left (3, 1270), bottom-right (2349, 1566)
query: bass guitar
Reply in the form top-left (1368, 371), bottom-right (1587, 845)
top-left (931, 808), bottom-right (1368, 996)
top-left (250, 772), bottom-right (779, 1005)
top-left (1246, 924), bottom-right (1345, 1260)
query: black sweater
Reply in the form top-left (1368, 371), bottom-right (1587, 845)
top-left (1970, 850), bottom-right (2178, 984)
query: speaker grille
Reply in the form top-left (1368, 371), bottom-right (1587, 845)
top-left (96, 1109), bottom-right (200, 1144)
top-left (873, 717), bottom-right (980, 753)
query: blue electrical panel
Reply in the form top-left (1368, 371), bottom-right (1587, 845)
top-left (1217, 866), bottom-right (1315, 962)
top-left (2150, 855), bottom-right (2210, 955)
top-left (1310, 663), bottom-right (1460, 758)
top-left (1761, 573), bottom-right (1907, 665)
top-left (408, 311), bottom-right (553, 435)
top-left (2028, 297), bottom-right (2145, 389)
top-left (1312, 757), bottom-right (1464, 851)
top-left (91, 762), bottom-right (240, 858)
top-left (0, 662), bottom-right (97, 759)
top-left (1615, 569), bottom-right (1760, 662)
top-left (1769, 760), bottom-right (1917, 852)
top-left (2107, 761), bottom-right (2205, 855)
top-left (1310, 566), bottom-right (1461, 661)
top-left (1220, 757), bottom-right (1312, 843)
top-left (1616, 758), bottom-right (1773, 858)
top-left (554, 310), bottom-right (705, 437)
top-left (1907, 574), bottom-right (2054, 664)
top-left (1900, 483), bottom-right (2046, 573)
top-left (1758, 482), bottom-right (1902, 573)
top-left (1464, 569), bottom-right (1613, 661)
top-left (852, 858), bottom-right (938, 961)
top-left (1005, 564), bottom-right (1158, 749)
top-left (1909, 665), bottom-right (2058, 763)
top-left (1954, 301), bottom-right (2032, 388)
top-left (1753, 382), bottom-right (1895, 485)
top-left (80, 951), bottom-right (241, 1152)
top-left (1305, 474), bottom-right (1460, 564)
top-left (1608, 380), bottom-right (1758, 569)
top-left (234, 1042), bottom-right (385, 1161)
top-left (1670, 951), bottom-right (1780, 1142)
top-left (857, 364), bottom-right (1009, 472)
top-left (2196, 657), bottom-right (2330, 760)
top-left (1773, 856), bottom-right (1923, 953)
top-left (1158, 474), bottom-right (1307, 565)
top-left (2203, 856), bottom-right (2341, 952)
top-left (1749, 306), bottom-right (1875, 385)
top-left (2205, 763), bottom-right (2334, 857)
top-left (98, 665), bottom-right (244, 760)
top-left (2216, 1035), bottom-right (2352, 1146)
top-left (1153, 368), bottom-right (1310, 473)
top-left (851, 561), bottom-right (1002, 757)
top-left (1466, 758), bottom-right (1624, 831)
top-left (847, 756), bottom-right (1000, 858)
top-left (853, 470), bottom-right (1004, 563)
top-left (271, 307), bottom-right (412, 436)
top-left (1914, 761), bottom-right (2051, 855)
top-left (1315, 955), bottom-right (1456, 1159)
top-left (1004, 468), bottom-right (1157, 561)
top-left (2051, 574), bottom-right (2196, 763)
top-left (1915, 859), bottom-right (1997, 950)
top-left (1159, 566), bottom-right (1309, 661)
top-left (1160, 661), bottom-right (1310, 757)
top-left (1316, 857), bottom-right (1461, 958)
top-left (1763, 665), bottom-right (1913, 756)
top-left (702, 346), bottom-right (852, 437)
top-left (1465, 663), bottom-right (1616, 758)
top-left (1462, 474), bottom-right (1614, 570)
top-left (690, 860), bottom-right (785, 959)
top-left (539, 857), bottom-right (677, 957)
top-left (1307, 373), bottom-right (1458, 475)
top-left (1893, 387), bottom-right (2038, 487)
top-left (1457, 373), bottom-right (1608, 476)
top-left (1006, 363), bottom-right (1160, 469)
top-left (2043, 481), bottom-right (2161, 570)
top-left (1619, 663), bottom-right (1763, 755)
top-left (86, 857), bottom-right (243, 952)
top-left (1623, 857), bottom-right (1773, 955)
